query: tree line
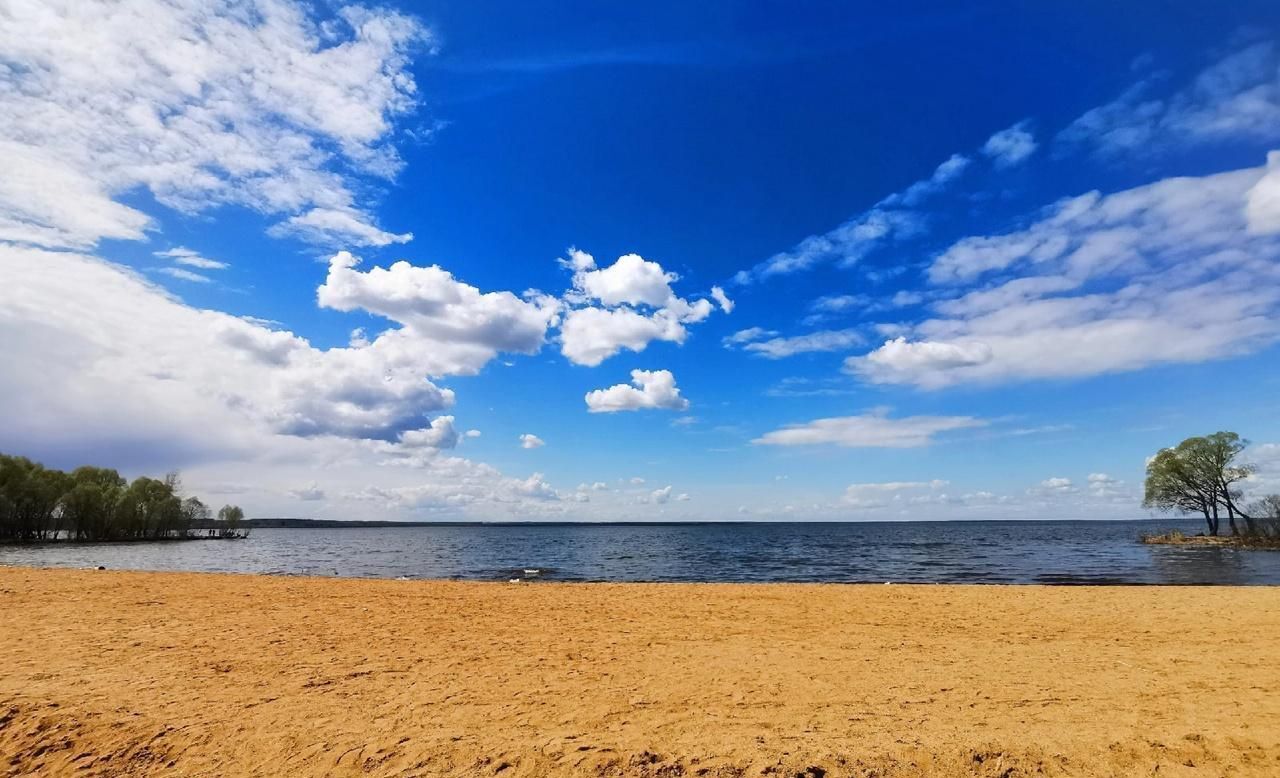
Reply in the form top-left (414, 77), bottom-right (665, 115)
top-left (1143, 431), bottom-right (1280, 537)
top-left (0, 453), bottom-right (244, 542)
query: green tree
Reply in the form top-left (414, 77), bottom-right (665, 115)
top-left (1144, 432), bottom-right (1257, 536)
top-left (1144, 447), bottom-right (1218, 534)
top-left (218, 504), bottom-right (245, 537)
top-left (64, 466), bottom-right (126, 539)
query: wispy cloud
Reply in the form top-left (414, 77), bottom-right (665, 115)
top-left (753, 409), bottom-right (985, 448)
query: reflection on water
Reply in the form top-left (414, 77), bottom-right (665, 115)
top-left (2, 520), bottom-right (1278, 585)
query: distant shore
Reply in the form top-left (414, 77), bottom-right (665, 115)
top-left (3, 567), bottom-right (1279, 777)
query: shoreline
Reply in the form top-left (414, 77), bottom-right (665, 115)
top-left (1141, 531), bottom-right (1280, 550)
top-left (4, 561), bottom-right (1278, 586)
top-left (4, 568), bottom-right (1280, 776)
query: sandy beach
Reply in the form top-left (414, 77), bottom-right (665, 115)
top-left (1, 568), bottom-right (1278, 777)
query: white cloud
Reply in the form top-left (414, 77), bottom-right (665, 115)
top-left (585, 369), bottom-right (689, 413)
top-left (847, 337), bottom-right (993, 387)
top-left (710, 286), bottom-right (734, 313)
top-left (0, 245), bottom-right (588, 522)
top-left (464, 429), bottom-right (482, 439)
top-left (982, 121), bottom-right (1037, 168)
top-left (288, 482), bottom-right (326, 501)
top-left (1057, 42), bottom-right (1280, 158)
top-left (737, 209), bottom-right (924, 283)
top-left (157, 267), bottom-right (213, 284)
top-left (735, 152), bottom-right (972, 283)
top-left (855, 162), bottom-right (1280, 388)
top-left (810, 294), bottom-right (866, 314)
top-left (722, 327), bottom-right (777, 346)
top-left (741, 329), bottom-right (865, 359)
top-left (317, 251), bottom-right (559, 376)
top-left (269, 206), bottom-right (413, 247)
top-left (155, 247), bottom-right (228, 270)
top-left (884, 154), bottom-right (971, 208)
top-left (557, 251), bottom-right (723, 366)
top-left (752, 410), bottom-right (985, 448)
top-left (559, 247), bottom-right (597, 272)
top-left (843, 479), bottom-right (949, 508)
top-left (0, 245), bottom-right (474, 445)
top-left (559, 306), bottom-right (689, 367)
top-left (0, 0), bottom-right (426, 249)
top-left (1087, 472), bottom-right (1125, 497)
top-left (399, 416), bottom-right (460, 449)
top-left (519, 434), bottom-right (545, 449)
top-left (1246, 150), bottom-right (1280, 234)
top-left (649, 486), bottom-right (673, 504)
top-left (1033, 477), bottom-right (1076, 495)
top-left (572, 253), bottom-right (677, 307)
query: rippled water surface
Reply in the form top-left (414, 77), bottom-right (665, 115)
top-left (3, 520), bottom-right (1278, 584)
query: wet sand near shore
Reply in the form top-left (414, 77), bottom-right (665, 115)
top-left (1, 567), bottom-right (1278, 777)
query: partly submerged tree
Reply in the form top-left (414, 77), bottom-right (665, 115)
top-left (1144, 447), bottom-right (1218, 535)
top-left (1247, 494), bottom-right (1280, 519)
top-left (1144, 432), bottom-right (1256, 536)
top-left (217, 504), bottom-right (245, 537)
top-left (0, 452), bottom-right (227, 542)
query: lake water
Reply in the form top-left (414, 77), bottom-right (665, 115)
top-left (4, 520), bottom-right (1279, 584)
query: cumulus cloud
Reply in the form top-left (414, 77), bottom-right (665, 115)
top-left (585, 369), bottom-right (689, 413)
top-left (519, 434), bottom-right (545, 449)
top-left (847, 337), bottom-right (993, 387)
top-left (571, 253), bottom-right (677, 307)
top-left (649, 486), bottom-right (673, 504)
top-left (1031, 477), bottom-right (1077, 496)
top-left (399, 416), bottom-right (460, 449)
top-left (752, 410), bottom-right (985, 448)
top-left (0, 248), bottom-right (587, 523)
top-left (558, 251), bottom-right (724, 366)
top-left (0, 245), bottom-right (469, 446)
top-left (0, 0), bottom-right (426, 249)
top-left (982, 121), bottom-right (1037, 168)
top-left (318, 251), bottom-right (559, 377)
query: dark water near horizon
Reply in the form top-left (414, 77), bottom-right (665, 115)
top-left (2, 520), bottom-right (1279, 585)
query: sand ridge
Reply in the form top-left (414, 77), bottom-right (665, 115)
top-left (1, 567), bottom-right (1278, 776)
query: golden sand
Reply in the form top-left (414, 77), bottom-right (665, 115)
top-left (1, 567), bottom-right (1278, 777)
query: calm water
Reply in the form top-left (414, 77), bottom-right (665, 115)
top-left (2, 520), bottom-right (1278, 585)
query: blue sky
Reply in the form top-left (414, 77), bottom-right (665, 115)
top-left (2, 0), bottom-right (1279, 520)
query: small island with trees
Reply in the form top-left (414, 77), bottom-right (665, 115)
top-left (1143, 431), bottom-right (1280, 548)
top-left (0, 453), bottom-right (246, 543)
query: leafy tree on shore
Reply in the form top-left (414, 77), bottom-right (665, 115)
top-left (1144, 432), bottom-right (1257, 536)
top-left (0, 452), bottom-right (245, 542)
